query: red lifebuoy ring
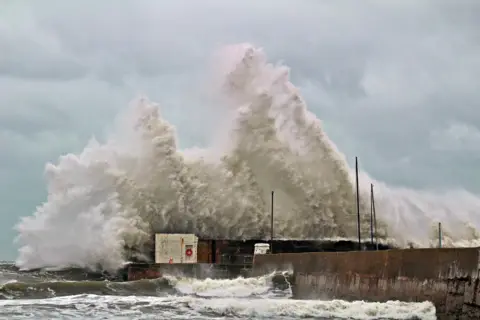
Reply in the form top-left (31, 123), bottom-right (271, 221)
top-left (185, 248), bottom-right (193, 257)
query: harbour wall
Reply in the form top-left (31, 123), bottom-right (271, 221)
top-left (252, 248), bottom-right (480, 319)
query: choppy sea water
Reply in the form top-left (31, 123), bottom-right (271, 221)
top-left (0, 264), bottom-right (435, 319)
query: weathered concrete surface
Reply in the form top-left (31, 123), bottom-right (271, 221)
top-left (252, 248), bottom-right (480, 319)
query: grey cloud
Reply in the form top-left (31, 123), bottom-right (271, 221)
top-left (0, 8), bottom-right (87, 81)
top-left (430, 122), bottom-right (480, 152)
top-left (0, 102), bottom-right (71, 137)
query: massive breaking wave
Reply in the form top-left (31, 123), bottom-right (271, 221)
top-left (14, 44), bottom-right (480, 271)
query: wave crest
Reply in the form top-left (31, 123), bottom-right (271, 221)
top-left (14, 43), bottom-right (480, 271)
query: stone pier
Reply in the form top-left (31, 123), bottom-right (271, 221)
top-left (252, 248), bottom-right (480, 319)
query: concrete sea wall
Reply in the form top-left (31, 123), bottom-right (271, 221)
top-left (252, 248), bottom-right (480, 319)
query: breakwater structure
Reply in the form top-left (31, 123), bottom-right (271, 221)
top-left (252, 247), bottom-right (480, 319)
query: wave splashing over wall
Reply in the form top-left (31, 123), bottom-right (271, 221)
top-left (14, 43), bottom-right (480, 271)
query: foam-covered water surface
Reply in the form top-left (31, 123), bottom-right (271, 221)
top-left (0, 265), bottom-right (435, 319)
top-left (0, 295), bottom-right (436, 320)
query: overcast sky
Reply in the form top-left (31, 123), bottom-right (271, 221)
top-left (1, 0), bottom-right (480, 259)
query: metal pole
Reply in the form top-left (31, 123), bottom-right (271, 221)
top-left (438, 222), bottom-right (442, 248)
top-left (355, 157), bottom-right (361, 250)
top-left (271, 190), bottom-right (274, 253)
top-left (372, 184), bottom-right (378, 250)
top-left (370, 183), bottom-right (374, 246)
